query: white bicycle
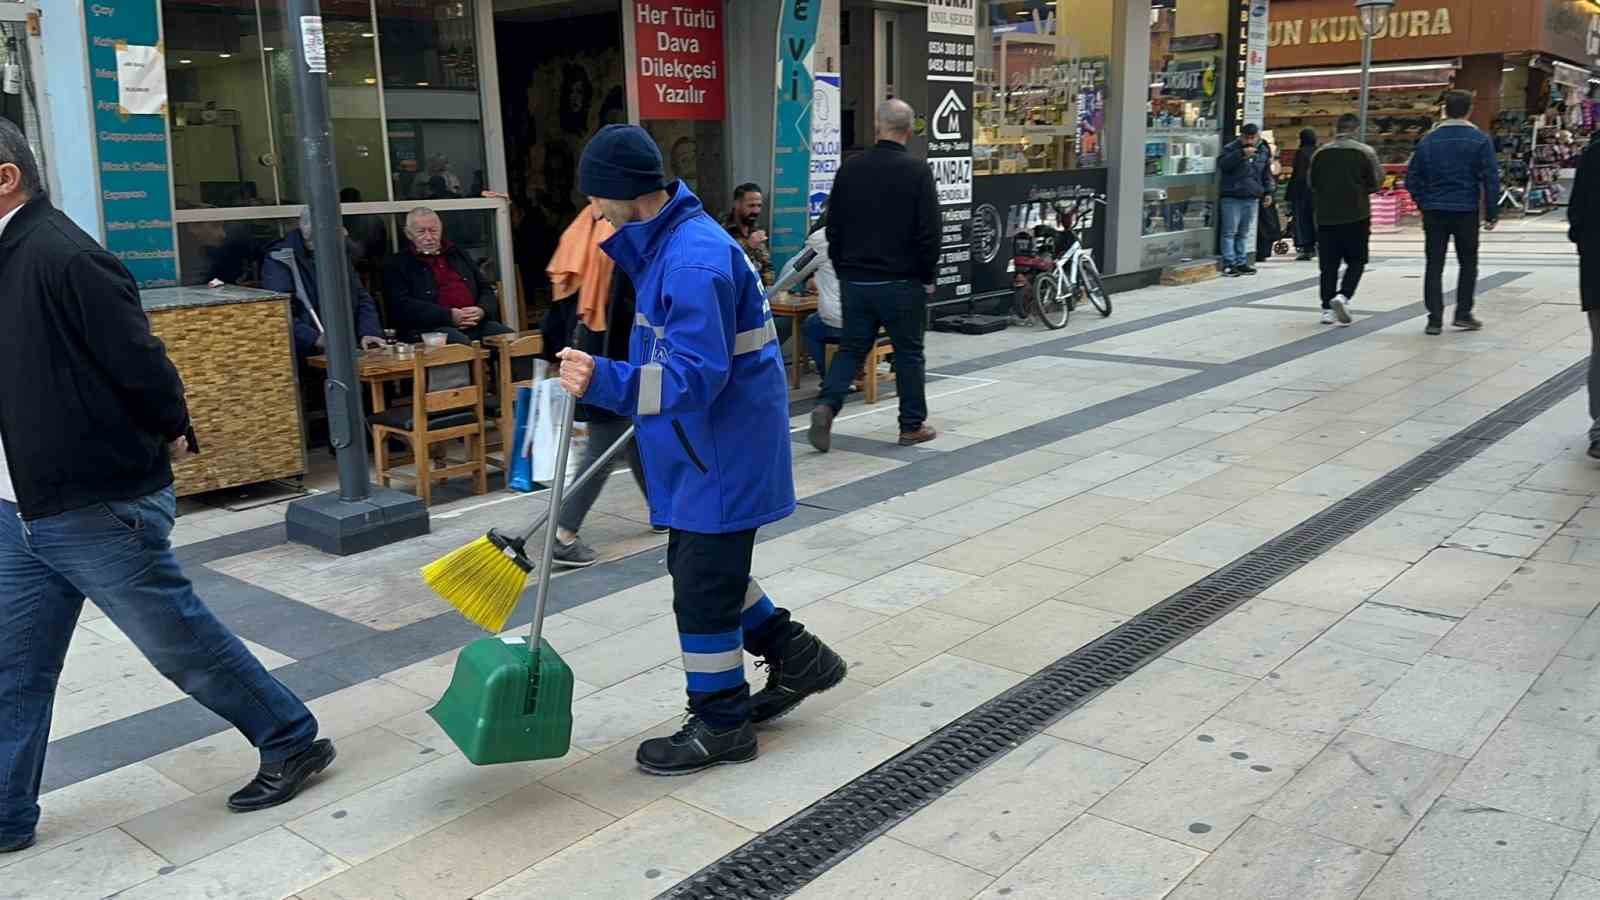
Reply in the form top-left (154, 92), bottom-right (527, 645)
top-left (1010, 198), bottom-right (1111, 330)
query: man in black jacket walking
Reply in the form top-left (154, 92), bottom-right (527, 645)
top-left (1566, 131), bottom-right (1600, 460)
top-left (809, 98), bottom-right (940, 451)
top-left (0, 121), bottom-right (334, 854)
top-left (1310, 114), bottom-right (1385, 327)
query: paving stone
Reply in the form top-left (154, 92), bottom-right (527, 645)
top-left (1512, 655), bottom-right (1600, 738)
top-left (567, 665), bottom-right (690, 754)
top-left (1165, 598), bottom-right (1341, 678)
top-left (1351, 654), bottom-right (1537, 757)
top-left (1332, 439), bottom-right (1426, 471)
top-left (1315, 603), bottom-right (1455, 664)
top-left (792, 836), bottom-right (993, 899)
top-left (1212, 489), bottom-right (1334, 533)
top-left (916, 498), bottom-right (1042, 538)
top-left (828, 562), bottom-right (981, 616)
top-left (1430, 605), bottom-right (1582, 674)
top-left (1358, 797), bottom-right (1582, 900)
top-left (1487, 560), bottom-right (1600, 618)
top-left (1095, 457), bottom-right (1233, 502)
top-left (1148, 520), bottom-right (1276, 569)
top-left (563, 614), bottom-right (682, 688)
top-left (1573, 827), bottom-right (1600, 882)
top-left (1467, 511), bottom-right (1565, 538)
top-left (1443, 526), bottom-right (1547, 559)
top-left (1450, 717), bottom-right (1600, 830)
top-left (1334, 510), bottom-right (1465, 564)
top-left (921, 561), bottom-right (1081, 625)
top-left (1110, 492), bottom-right (1231, 536)
top-left (4, 763), bottom-right (191, 867)
top-left (1168, 816), bottom-right (1384, 900)
top-left (1278, 463), bottom-right (1385, 501)
top-left (1255, 732), bottom-right (1465, 854)
top-left (1056, 555), bottom-right (1213, 617)
top-left (891, 734), bottom-right (1141, 874)
top-left (672, 720), bottom-right (904, 831)
top-left (1048, 658), bottom-right (1255, 762)
top-left (1176, 466), bottom-right (1287, 504)
top-left (1365, 548), bottom-right (1524, 618)
top-left (476, 798), bottom-right (752, 900)
top-left (1089, 716), bottom-right (1325, 851)
top-left (1219, 642), bottom-right (1409, 741)
top-left (751, 566), bottom-right (861, 608)
top-left (986, 474), bottom-right (1103, 510)
top-left (117, 827), bottom-right (346, 900)
top-left (919, 522), bottom-right (1070, 577)
top-left (974, 814), bottom-right (1205, 900)
top-left (1261, 551), bottom-right (1411, 614)
top-left (1534, 534), bottom-right (1600, 569)
top-left (1556, 874), bottom-right (1600, 900)
top-left (835, 608), bottom-right (991, 686)
top-left (831, 654), bottom-right (1025, 743)
top-left (952, 600), bottom-right (1127, 674)
top-left (1025, 525), bottom-right (1171, 577)
top-left (0, 827), bottom-right (167, 900)
top-left (122, 726), bottom-right (438, 866)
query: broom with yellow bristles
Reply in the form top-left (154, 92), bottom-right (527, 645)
top-left (423, 383), bottom-right (636, 632)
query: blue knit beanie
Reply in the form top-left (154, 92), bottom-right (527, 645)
top-left (579, 125), bottom-right (667, 200)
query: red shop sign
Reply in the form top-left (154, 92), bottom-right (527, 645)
top-left (634, 0), bottom-right (725, 121)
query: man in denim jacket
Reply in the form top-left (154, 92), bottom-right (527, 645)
top-left (1406, 90), bottom-right (1500, 334)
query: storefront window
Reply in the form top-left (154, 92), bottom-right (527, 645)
top-left (163, 1), bottom-right (280, 208)
top-left (379, 0), bottom-right (488, 202)
top-left (1142, 0), bottom-right (1227, 267)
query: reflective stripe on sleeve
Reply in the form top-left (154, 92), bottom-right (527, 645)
top-left (732, 319), bottom-right (778, 356)
top-left (638, 362), bottom-right (663, 415)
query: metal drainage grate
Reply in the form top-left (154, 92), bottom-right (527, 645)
top-left (661, 358), bottom-right (1592, 900)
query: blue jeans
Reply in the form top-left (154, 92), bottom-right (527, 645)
top-left (0, 488), bottom-right (317, 842)
top-left (1219, 197), bottom-right (1257, 268)
top-left (802, 312), bottom-right (841, 373)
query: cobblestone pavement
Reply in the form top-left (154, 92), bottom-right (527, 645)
top-left (7, 218), bottom-right (1599, 900)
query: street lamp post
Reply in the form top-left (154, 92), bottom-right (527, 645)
top-left (1355, 0), bottom-right (1396, 142)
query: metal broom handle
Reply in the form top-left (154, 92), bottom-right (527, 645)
top-left (528, 387), bottom-right (578, 657)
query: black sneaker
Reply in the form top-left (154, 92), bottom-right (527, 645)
top-left (0, 833), bottom-right (35, 853)
top-left (1588, 441), bottom-right (1600, 461)
top-left (636, 715), bottom-right (758, 776)
top-left (651, 525), bottom-right (669, 535)
top-left (1240, 265), bottom-right (1259, 276)
top-left (1425, 322), bottom-right (1443, 336)
top-left (751, 630), bottom-right (847, 725)
top-left (552, 538), bottom-right (599, 568)
top-left (809, 405), bottom-right (836, 453)
top-left (1453, 316), bottom-right (1484, 331)
top-left (1221, 265), bottom-right (1239, 277)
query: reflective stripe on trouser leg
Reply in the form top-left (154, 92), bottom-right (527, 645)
top-left (638, 363), bottom-right (663, 415)
top-left (680, 630), bottom-right (746, 693)
top-left (741, 578), bottom-right (777, 632)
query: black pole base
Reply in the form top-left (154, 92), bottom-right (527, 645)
top-left (286, 488), bottom-right (430, 556)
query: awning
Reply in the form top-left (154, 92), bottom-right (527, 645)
top-left (1265, 61), bottom-right (1458, 96)
top-left (1552, 60), bottom-right (1590, 92)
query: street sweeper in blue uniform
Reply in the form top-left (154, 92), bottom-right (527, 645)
top-left (555, 125), bottom-right (847, 775)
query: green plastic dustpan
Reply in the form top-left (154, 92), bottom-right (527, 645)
top-left (428, 636), bottom-right (574, 764)
top-left (428, 391), bottom-right (581, 765)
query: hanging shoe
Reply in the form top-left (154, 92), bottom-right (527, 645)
top-left (636, 714), bottom-right (758, 776)
top-left (750, 629), bottom-right (847, 725)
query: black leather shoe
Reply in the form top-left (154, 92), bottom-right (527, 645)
top-left (0, 832), bottom-right (35, 853)
top-left (1425, 322), bottom-right (1443, 336)
top-left (1588, 441), bottom-right (1600, 461)
top-left (751, 629), bottom-right (847, 725)
top-left (1453, 316), bottom-right (1484, 331)
top-left (227, 739), bottom-right (337, 813)
top-left (809, 405), bottom-right (836, 453)
top-left (636, 716), bottom-right (757, 776)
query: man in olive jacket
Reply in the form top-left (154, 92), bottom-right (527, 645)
top-left (0, 121), bottom-right (333, 854)
top-left (1566, 130), bottom-right (1600, 460)
top-left (1310, 113), bottom-right (1385, 327)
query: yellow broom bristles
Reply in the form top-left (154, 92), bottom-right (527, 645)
top-left (422, 536), bottom-right (530, 633)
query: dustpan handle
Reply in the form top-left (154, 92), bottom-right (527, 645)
top-left (528, 387), bottom-right (578, 658)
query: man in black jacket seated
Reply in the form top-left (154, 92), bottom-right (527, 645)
top-left (0, 121), bottom-right (334, 856)
top-left (383, 207), bottom-right (514, 345)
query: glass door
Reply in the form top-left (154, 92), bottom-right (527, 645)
top-left (0, 4), bottom-right (52, 197)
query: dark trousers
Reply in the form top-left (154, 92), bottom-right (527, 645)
top-left (557, 416), bottom-right (646, 534)
top-left (1423, 211), bottom-right (1481, 324)
top-left (1317, 219), bottom-right (1370, 309)
top-left (1293, 195), bottom-right (1317, 251)
top-left (818, 280), bottom-right (928, 432)
top-left (668, 528), bottom-right (799, 729)
top-left (1589, 309), bottom-right (1600, 445)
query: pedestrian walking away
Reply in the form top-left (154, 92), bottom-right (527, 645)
top-left (1286, 128), bottom-right (1319, 261)
top-left (1310, 114), bottom-right (1384, 327)
top-left (540, 271), bottom-right (658, 569)
top-left (0, 120), bottom-right (333, 854)
top-left (810, 98), bottom-right (940, 450)
top-left (1565, 128), bottom-right (1600, 460)
top-left (1407, 89), bottom-right (1499, 335)
top-left (1216, 122), bottom-right (1275, 277)
top-left (555, 124), bottom-right (847, 776)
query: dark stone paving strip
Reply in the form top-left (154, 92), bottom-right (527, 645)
top-left (40, 273), bottom-right (1511, 792)
top-left (1055, 350), bottom-right (1220, 370)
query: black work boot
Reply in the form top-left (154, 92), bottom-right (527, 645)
top-left (636, 716), bottom-right (758, 776)
top-left (751, 630), bottom-right (847, 725)
top-left (227, 739), bottom-right (337, 812)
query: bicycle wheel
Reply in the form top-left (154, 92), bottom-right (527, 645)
top-left (1034, 272), bottom-right (1071, 330)
top-left (1082, 256), bottom-right (1112, 317)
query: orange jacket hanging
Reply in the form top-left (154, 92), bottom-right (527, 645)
top-left (546, 202), bottom-right (616, 332)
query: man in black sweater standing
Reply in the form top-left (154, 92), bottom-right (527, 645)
top-left (809, 98), bottom-right (941, 451)
top-left (0, 121), bottom-right (333, 854)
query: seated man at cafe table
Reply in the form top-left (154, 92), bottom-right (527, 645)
top-left (384, 207), bottom-right (514, 346)
top-left (262, 208), bottom-right (386, 359)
